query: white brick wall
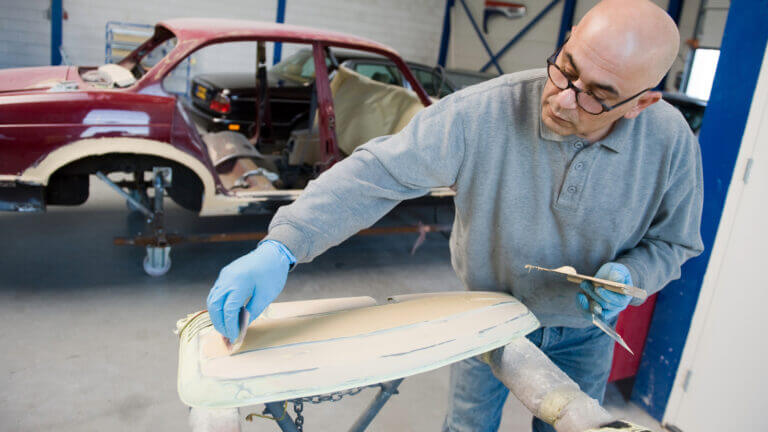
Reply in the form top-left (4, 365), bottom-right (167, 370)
top-left (284, 0), bottom-right (445, 65)
top-left (0, 0), bottom-right (50, 69)
top-left (1, 0), bottom-right (446, 69)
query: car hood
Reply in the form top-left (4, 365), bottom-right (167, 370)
top-left (0, 66), bottom-right (76, 94)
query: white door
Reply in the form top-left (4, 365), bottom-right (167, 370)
top-left (663, 44), bottom-right (768, 431)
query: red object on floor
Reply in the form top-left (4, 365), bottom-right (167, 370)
top-left (608, 293), bottom-right (658, 382)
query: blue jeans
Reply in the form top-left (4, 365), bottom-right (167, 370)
top-left (442, 324), bottom-right (616, 432)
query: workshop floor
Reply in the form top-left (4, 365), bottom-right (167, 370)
top-left (0, 178), bottom-right (662, 432)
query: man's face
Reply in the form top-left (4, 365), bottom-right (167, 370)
top-left (540, 36), bottom-right (650, 141)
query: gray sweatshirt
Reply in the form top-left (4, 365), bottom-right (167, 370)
top-left (265, 69), bottom-right (704, 328)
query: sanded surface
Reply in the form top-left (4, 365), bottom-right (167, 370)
top-left (177, 291), bottom-right (539, 408)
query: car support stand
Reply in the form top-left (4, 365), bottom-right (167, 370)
top-left (97, 167), bottom-right (174, 276)
top-left (142, 167), bottom-right (172, 276)
top-left (189, 378), bottom-right (404, 432)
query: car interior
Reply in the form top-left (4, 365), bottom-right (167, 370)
top-left (171, 41), bottom-right (424, 195)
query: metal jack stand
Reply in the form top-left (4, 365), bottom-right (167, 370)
top-left (189, 379), bottom-right (404, 432)
top-left (97, 167), bottom-right (174, 276)
top-left (348, 379), bottom-right (404, 431)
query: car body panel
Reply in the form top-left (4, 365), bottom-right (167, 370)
top-left (0, 65), bottom-right (75, 93)
top-left (0, 91), bottom-right (175, 176)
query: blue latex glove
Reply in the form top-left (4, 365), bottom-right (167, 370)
top-left (576, 262), bottom-right (633, 321)
top-left (206, 240), bottom-right (295, 343)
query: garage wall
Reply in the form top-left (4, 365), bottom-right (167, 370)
top-left (0, 0), bottom-right (50, 69)
top-left (60, 0), bottom-right (276, 67)
top-left (445, 0), bottom-right (672, 74)
top-left (284, 0), bottom-right (445, 65)
top-left (695, 0), bottom-right (729, 47)
top-left (445, 0), bottom-right (568, 74)
top-left (444, 0), bottom-right (727, 92)
top-left (0, 0), bottom-right (445, 69)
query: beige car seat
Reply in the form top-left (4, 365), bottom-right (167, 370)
top-left (329, 65), bottom-right (424, 155)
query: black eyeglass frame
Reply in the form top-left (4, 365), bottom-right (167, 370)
top-left (546, 41), bottom-right (652, 115)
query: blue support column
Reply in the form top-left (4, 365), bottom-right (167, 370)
top-left (273, 0), bottom-right (287, 65)
top-left (557, 0), bottom-right (576, 47)
top-left (437, 0), bottom-right (455, 67)
top-left (666, 0), bottom-right (684, 24)
top-left (631, 1), bottom-right (768, 420)
top-left (50, 0), bottom-right (63, 65)
top-left (457, 0), bottom-right (504, 74)
top-left (480, 0), bottom-right (562, 72)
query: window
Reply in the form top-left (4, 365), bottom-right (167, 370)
top-left (353, 63), bottom-right (401, 85)
top-left (270, 48), bottom-right (332, 83)
top-left (139, 37), bottom-right (177, 70)
top-left (162, 41), bottom-right (258, 97)
top-left (683, 48), bottom-right (720, 101)
top-left (411, 67), bottom-right (451, 98)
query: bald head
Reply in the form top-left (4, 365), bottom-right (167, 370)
top-left (540, 0), bottom-right (681, 141)
top-left (573, 0), bottom-right (680, 87)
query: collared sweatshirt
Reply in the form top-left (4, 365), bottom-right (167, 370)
top-left (264, 69), bottom-right (704, 328)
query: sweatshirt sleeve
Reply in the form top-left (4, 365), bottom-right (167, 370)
top-left (616, 132), bottom-right (705, 304)
top-left (264, 95), bottom-right (467, 263)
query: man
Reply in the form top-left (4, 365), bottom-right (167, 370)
top-left (206, 0), bottom-right (704, 430)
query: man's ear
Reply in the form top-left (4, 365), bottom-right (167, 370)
top-left (624, 91), bottom-right (662, 119)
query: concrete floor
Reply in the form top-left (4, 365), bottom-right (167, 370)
top-left (0, 179), bottom-right (661, 431)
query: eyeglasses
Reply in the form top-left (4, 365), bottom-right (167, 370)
top-left (546, 41), bottom-right (651, 115)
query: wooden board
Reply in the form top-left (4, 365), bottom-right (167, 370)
top-left (176, 291), bottom-right (539, 408)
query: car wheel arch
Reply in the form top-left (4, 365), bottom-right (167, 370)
top-left (21, 138), bottom-right (216, 213)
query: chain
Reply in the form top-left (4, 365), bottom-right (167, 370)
top-left (295, 386), bottom-right (366, 404)
top-left (288, 384), bottom-right (384, 430)
top-left (293, 400), bottom-right (304, 432)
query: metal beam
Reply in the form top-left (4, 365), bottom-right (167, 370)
top-left (480, 0), bottom-right (562, 72)
top-left (113, 224), bottom-right (453, 247)
top-left (437, 0), bottom-right (455, 67)
top-left (557, 0), bottom-right (576, 47)
top-left (50, 0), bottom-right (63, 65)
top-left (457, 0), bottom-right (504, 74)
top-left (273, 0), bottom-right (287, 65)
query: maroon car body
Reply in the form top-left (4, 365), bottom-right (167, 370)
top-left (0, 19), bottom-right (447, 215)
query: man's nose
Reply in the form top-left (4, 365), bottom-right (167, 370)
top-left (555, 87), bottom-right (578, 110)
